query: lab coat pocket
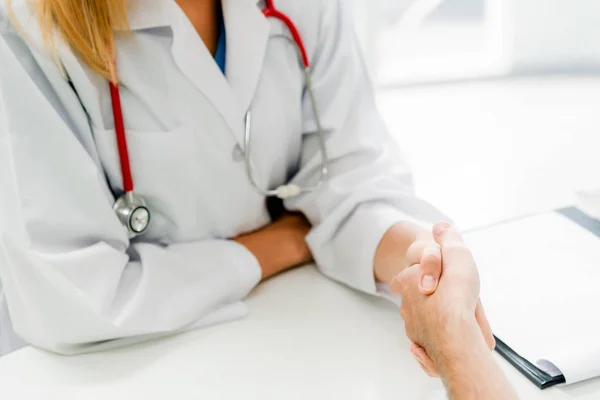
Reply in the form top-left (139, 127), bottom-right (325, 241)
top-left (92, 125), bottom-right (200, 238)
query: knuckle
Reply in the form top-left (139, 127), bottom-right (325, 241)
top-left (442, 243), bottom-right (463, 253)
top-left (399, 306), bottom-right (407, 320)
top-left (396, 269), bottom-right (411, 287)
top-left (413, 240), bottom-right (431, 249)
top-left (406, 241), bottom-right (422, 253)
top-left (442, 243), bottom-right (471, 258)
top-left (422, 252), bottom-right (441, 268)
top-left (407, 241), bottom-right (427, 265)
top-left (404, 325), bottom-right (416, 343)
top-left (425, 370), bottom-right (436, 378)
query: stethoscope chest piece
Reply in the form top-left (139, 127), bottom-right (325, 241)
top-left (113, 192), bottom-right (151, 238)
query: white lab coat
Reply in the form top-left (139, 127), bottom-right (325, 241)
top-left (0, 0), bottom-right (444, 356)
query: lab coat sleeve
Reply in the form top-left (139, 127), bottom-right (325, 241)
top-left (0, 31), bottom-right (261, 354)
top-left (284, 0), bottom-right (447, 295)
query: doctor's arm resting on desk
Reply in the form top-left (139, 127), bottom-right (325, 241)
top-left (0, 0), bottom-right (486, 356)
top-left (0, 3), bottom-right (308, 354)
top-left (392, 223), bottom-right (518, 400)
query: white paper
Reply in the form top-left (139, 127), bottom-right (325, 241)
top-left (577, 188), bottom-right (600, 221)
top-left (464, 213), bottom-right (600, 385)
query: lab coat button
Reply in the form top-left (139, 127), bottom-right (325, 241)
top-left (232, 145), bottom-right (244, 162)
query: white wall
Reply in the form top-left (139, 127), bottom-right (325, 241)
top-left (503, 0), bottom-right (600, 73)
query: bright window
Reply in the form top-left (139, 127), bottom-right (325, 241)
top-left (363, 0), bottom-right (506, 86)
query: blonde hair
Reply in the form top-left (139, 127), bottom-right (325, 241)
top-left (6, 0), bottom-right (130, 82)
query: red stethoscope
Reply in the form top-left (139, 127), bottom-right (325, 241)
top-left (110, 0), bottom-right (329, 238)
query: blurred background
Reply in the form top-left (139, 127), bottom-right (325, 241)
top-left (352, 0), bottom-right (600, 229)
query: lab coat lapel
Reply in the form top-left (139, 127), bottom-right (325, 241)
top-left (169, 12), bottom-right (239, 144)
top-left (223, 0), bottom-right (271, 120)
top-left (161, 0), bottom-right (271, 148)
top-left (169, 4), bottom-right (241, 147)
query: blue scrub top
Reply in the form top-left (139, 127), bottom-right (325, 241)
top-left (214, 9), bottom-right (226, 75)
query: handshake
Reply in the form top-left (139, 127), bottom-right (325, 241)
top-left (391, 223), bottom-right (518, 399)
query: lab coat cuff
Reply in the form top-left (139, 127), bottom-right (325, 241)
top-left (230, 241), bottom-right (263, 293)
top-left (340, 203), bottom-right (428, 298)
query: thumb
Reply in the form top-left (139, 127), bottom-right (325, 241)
top-left (433, 222), bottom-right (464, 247)
top-left (418, 244), bottom-right (442, 295)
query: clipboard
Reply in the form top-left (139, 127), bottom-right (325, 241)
top-left (494, 337), bottom-right (566, 389)
top-left (490, 207), bottom-right (600, 389)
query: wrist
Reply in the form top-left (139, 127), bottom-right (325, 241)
top-left (433, 312), bottom-right (490, 372)
top-left (284, 225), bottom-right (311, 265)
top-left (233, 229), bottom-right (288, 280)
top-left (261, 224), bottom-right (309, 279)
top-left (232, 215), bottom-right (311, 281)
top-left (430, 313), bottom-right (514, 399)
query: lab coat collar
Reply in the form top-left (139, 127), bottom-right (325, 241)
top-left (223, 0), bottom-right (272, 117)
top-left (125, 0), bottom-right (264, 31)
top-left (124, 0), bottom-right (176, 31)
top-left (168, 0), bottom-right (271, 148)
top-left (123, 0), bottom-right (270, 147)
top-left (123, 0), bottom-right (261, 30)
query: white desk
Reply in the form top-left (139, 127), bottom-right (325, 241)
top-left (0, 266), bottom-right (599, 399)
top-left (2, 76), bottom-right (600, 398)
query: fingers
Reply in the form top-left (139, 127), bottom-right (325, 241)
top-left (433, 221), bottom-right (476, 275)
top-left (390, 265), bottom-right (418, 296)
top-left (406, 241), bottom-right (429, 267)
top-left (414, 357), bottom-right (437, 378)
top-left (405, 241), bottom-right (442, 295)
top-left (418, 244), bottom-right (442, 295)
top-left (475, 300), bottom-right (496, 351)
top-left (410, 343), bottom-right (440, 378)
top-left (433, 221), bottom-right (463, 247)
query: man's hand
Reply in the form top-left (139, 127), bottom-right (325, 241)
top-left (392, 222), bottom-right (518, 399)
top-left (391, 222), bottom-right (495, 377)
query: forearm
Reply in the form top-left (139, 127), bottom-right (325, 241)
top-left (374, 221), bottom-right (432, 284)
top-left (435, 317), bottom-right (518, 400)
top-left (233, 217), bottom-right (311, 281)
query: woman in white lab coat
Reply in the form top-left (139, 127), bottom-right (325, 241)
top-left (0, 0), bottom-right (486, 356)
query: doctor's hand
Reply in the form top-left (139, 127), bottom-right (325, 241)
top-left (391, 222), bottom-right (495, 378)
top-left (233, 212), bottom-right (313, 281)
